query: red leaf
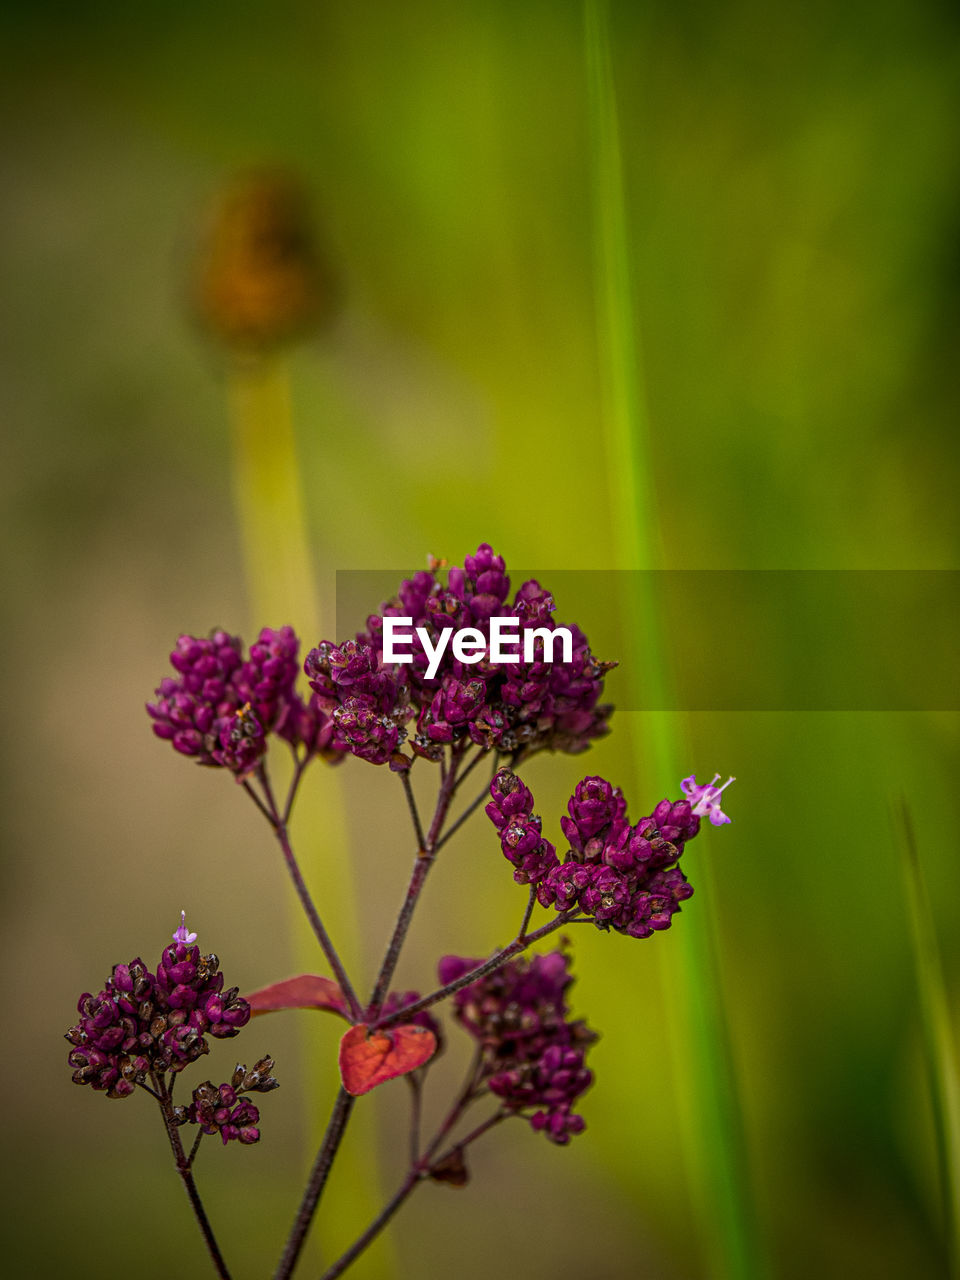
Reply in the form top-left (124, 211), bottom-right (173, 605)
top-left (338, 1022), bottom-right (437, 1096)
top-left (245, 974), bottom-right (349, 1020)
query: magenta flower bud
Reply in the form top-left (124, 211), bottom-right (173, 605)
top-left (290, 694), bottom-right (347, 762)
top-left (598, 818), bottom-right (637, 871)
top-left (186, 1081), bottom-right (267, 1145)
top-left (202, 993), bottom-right (224, 1022)
top-left (513, 579), bottom-right (555, 626)
top-left (239, 626), bottom-right (300, 731)
top-left (444, 949), bottom-right (596, 1143)
top-left (397, 570), bottom-right (437, 621)
top-left (486, 769), bottom-right (535, 829)
top-left (211, 703), bottom-right (266, 775)
top-left (148, 630), bottom-right (246, 767)
top-left (501, 817), bottom-right (543, 858)
top-left (112, 964), bottom-right (134, 993)
top-left (562, 776), bottom-right (627, 850)
top-left (333, 696), bottom-right (401, 765)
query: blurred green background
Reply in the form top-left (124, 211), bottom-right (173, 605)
top-left (2, 1), bottom-right (959, 1276)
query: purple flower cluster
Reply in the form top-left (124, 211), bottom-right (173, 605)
top-left (304, 544), bottom-right (614, 769)
top-left (439, 949), bottom-right (596, 1144)
top-left (65, 916), bottom-right (252, 1098)
top-left (187, 1083), bottom-right (261, 1145)
top-left (485, 769), bottom-right (559, 886)
top-left (488, 772), bottom-right (734, 940)
top-left (179, 1065), bottom-right (277, 1146)
top-left (147, 625), bottom-right (343, 776)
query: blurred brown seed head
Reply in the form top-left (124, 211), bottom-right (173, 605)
top-left (192, 168), bottom-right (337, 355)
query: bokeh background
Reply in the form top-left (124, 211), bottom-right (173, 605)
top-left (2, 1), bottom-right (959, 1277)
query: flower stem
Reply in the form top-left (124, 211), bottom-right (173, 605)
top-left (188, 1128), bottom-right (204, 1166)
top-left (428, 1111), bottom-right (505, 1169)
top-left (241, 778), bottom-right (275, 825)
top-left (518, 885), bottom-right (537, 939)
top-left (372, 910), bottom-right (582, 1032)
top-left (450, 743), bottom-right (487, 794)
top-left (399, 769), bottom-right (426, 852)
top-left (274, 744), bottom-right (490, 1276)
top-left (420, 1046), bottom-right (484, 1163)
top-left (368, 743), bottom-right (468, 1011)
top-left (154, 1074), bottom-right (232, 1279)
top-left (432, 755), bottom-right (500, 854)
top-left (253, 765), bottom-right (364, 1022)
top-left (318, 1085), bottom-right (503, 1279)
top-left (274, 1088), bottom-right (356, 1280)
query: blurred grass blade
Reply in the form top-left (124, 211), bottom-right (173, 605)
top-left (228, 357), bottom-right (320, 637)
top-left (897, 798), bottom-right (960, 1278)
top-left (584, 3), bottom-right (763, 1277)
top-left (227, 355), bottom-right (392, 1275)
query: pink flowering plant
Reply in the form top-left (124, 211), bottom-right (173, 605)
top-left (65, 544), bottom-right (733, 1278)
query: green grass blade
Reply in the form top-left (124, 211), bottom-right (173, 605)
top-left (584, 3), bottom-right (764, 1276)
top-left (896, 799), bottom-right (960, 1278)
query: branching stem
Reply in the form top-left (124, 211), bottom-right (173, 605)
top-left (248, 764), bottom-right (363, 1022)
top-left (153, 1072), bottom-right (232, 1279)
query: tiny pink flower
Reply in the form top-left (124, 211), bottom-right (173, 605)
top-left (681, 773), bottom-right (735, 826)
top-left (172, 910), bottom-right (198, 945)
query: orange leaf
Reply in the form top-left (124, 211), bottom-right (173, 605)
top-left (245, 974), bottom-right (349, 1019)
top-left (338, 1022), bottom-right (437, 1096)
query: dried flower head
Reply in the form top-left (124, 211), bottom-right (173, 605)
top-left (439, 949), bottom-right (597, 1144)
top-left (486, 770), bottom-right (734, 940)
top-left (304, 544), bottom-right (615, 769)
top-left (192, 168), bottom-right (336, 353)
top-left (65, 916), bottom-right (253, 1095)
top-left (147, 626), bottom-right (343, 775)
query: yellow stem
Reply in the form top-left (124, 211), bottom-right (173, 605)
top-left (226, 354), bottom-right (393, 1276)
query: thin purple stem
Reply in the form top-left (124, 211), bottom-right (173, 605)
top-left (399, 770), bottom-right (426, 852)
top-left (518, 885), bottom-right (537, 938)
top-left (153, 1073), bottom-right (232, 1279)
top-left (317, 1095), bottom-right (504, 1280)
top-left (282, 751), bottom-right (309, 825)
top-left (368, 741), bottom-right (467, 1011)
top-left (372, 910), bottom-right (582, 1032)
top-left (432, 774), bottom-right (498, 854)
top-left (242, 778), bottom-right (274, 824)
top-left (450, 743), bottom-right (488, 794)
top-left (274, 742), bottom-right (502, 1276)
top-left (421, 1045), bottom-right (484, 1162)
top-left (428, 1110), bottom-right (506, 1169)
top-left (253, 764), bottom-right (364, 1023)
top-left (274, 1088), bottom-right (355, 1280)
